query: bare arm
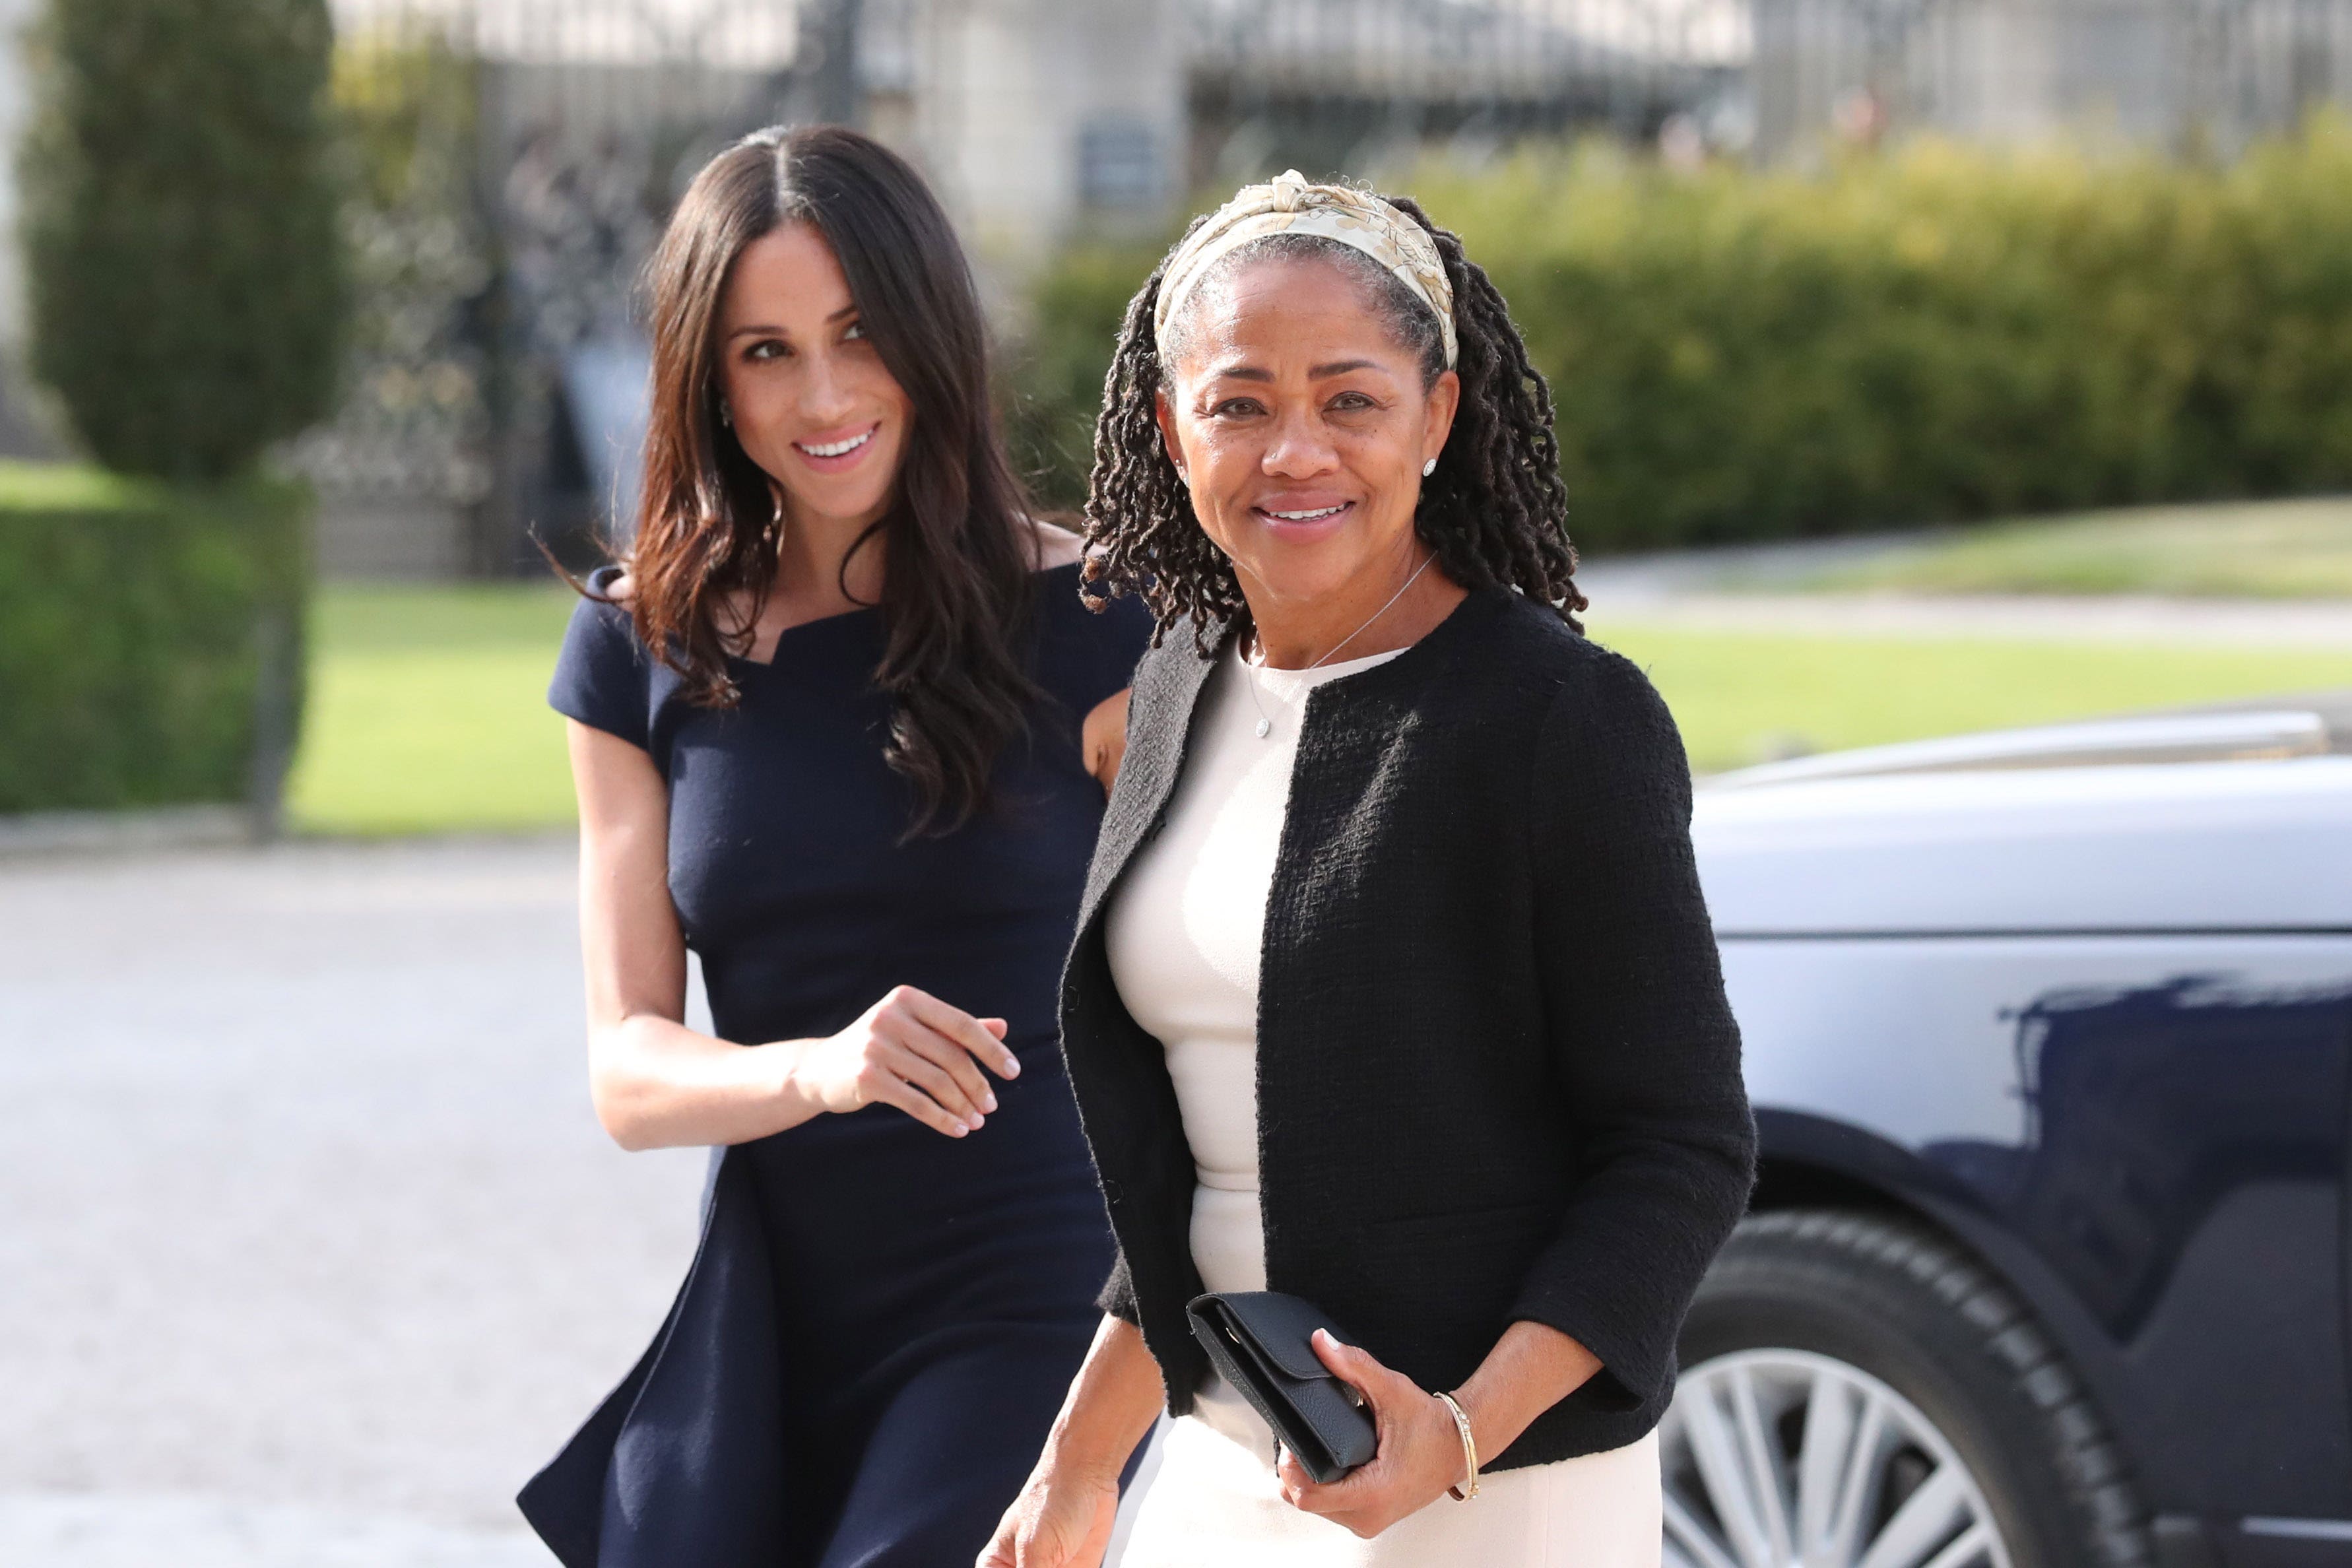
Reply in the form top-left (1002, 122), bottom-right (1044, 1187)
top-left (981, 1315), bottom-right (1165, 1567)
top-left (570, 720), bottom-right (1022, 1150)
top-left (1453, 1320), bottom-right (1604, 1463)
top-left (1026, 515), bottom-right (1088, 570)
top-left (573, 719), bottom-right (797, 1148)
top-left (1082, 688), bottom-right (1130, 795)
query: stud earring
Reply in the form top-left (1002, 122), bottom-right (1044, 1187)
top-left (1422, 457), bottom-right (1437, 476)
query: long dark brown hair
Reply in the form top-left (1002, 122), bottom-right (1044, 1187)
top-left (1082, 194), bottom-right (1582, 650)
top-left (624, 124), bottom-right (1042, 833)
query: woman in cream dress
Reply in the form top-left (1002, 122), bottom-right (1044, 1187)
top-left (1103, 639), bottom-right (1664, 1566)
top-left (980, 174), bottom-right (1755, 1567)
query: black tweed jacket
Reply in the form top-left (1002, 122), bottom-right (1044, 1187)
top-left (1057, 585), bottom-right (1756, 1470)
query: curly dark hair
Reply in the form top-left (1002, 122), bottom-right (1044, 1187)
top-left (1079, 192), bottom-right (1583, 649)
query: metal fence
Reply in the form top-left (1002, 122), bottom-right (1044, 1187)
top-left (299, 0), bottom-right (2352, 576)
top-left (311, 0), bottom-right (812, 573)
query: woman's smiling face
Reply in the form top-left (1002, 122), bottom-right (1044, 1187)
top-left (717, 220), bottom-right (913, 531)
top-left (1156, 253), bottom-right (1458, 616)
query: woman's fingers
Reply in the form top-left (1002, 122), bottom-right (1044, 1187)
top-left (1310, 1328), bottom-right (1393, 1407)
top-left (903, 987), bottom-right (1023, 1079)
top-left (846, 985), bottom-right (1029, 1136)
top-left (863, 1068), bottom-right (975, 1138)
top-left (1279, 1451), bottom-right (1384, 1534)
top-left (1280, 1333), bottom-right (1385, 1510)
top-left (882, 1037), bottom-right (989, 1127)
top-left (1280, 1332), bottom-right (1453, 1534)
top-left (884, 1011), bottom-right (998, 1117)
top-left (872, 988), bottom-right (993, 1115)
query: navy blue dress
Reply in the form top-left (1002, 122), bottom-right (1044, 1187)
top-left (519, 563), bottom-right (1152, 1568)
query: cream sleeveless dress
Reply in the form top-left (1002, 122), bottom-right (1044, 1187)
top-left (1103, 644), bottom-right (1660, 1567)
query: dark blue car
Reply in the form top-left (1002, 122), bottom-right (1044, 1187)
top-left (1664, 696), bottom-right (2352, 1568)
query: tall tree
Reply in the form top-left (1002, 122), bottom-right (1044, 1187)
top-left (22, 0), bottom-right (346, 480)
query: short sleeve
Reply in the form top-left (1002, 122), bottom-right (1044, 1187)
top-left (548, 581), bottom-right (655, 752)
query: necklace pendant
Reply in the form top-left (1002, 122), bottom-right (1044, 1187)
top-left (1255, 717), bottom-right (1273, 738)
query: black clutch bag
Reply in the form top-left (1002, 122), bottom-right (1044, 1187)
top-left (1185, 1290), bottom-right (1379, 1484)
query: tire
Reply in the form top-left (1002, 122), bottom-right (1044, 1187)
top-left (1662, 1208), bottom-right (2151, 1568)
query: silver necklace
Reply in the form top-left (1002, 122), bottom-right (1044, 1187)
top-left (1241, 551), bottom-right (1436, 739)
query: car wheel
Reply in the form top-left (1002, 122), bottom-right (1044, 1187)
top-left (1662, 1208), bottom-right (2151, 1568)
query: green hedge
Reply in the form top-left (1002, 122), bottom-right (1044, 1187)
top-left (1005, 240), bottom-right (1174, 512)
top-left (0, 463), bottom-right (310, 815)
top-left (1009, 122), bottom-right (2352, 550)
top-left (22, 0), bottom-right (344, 480)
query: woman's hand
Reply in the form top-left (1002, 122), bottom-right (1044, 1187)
top-left (981, 1315), bottom-right (1163, 1567)
top-left (1276, 1330), bottom-right (1472, 1538)
top-left (976, 1461), bottom-right (1120, 1568)
top-left (1280, 1321), bottom-right (1604, 1538)
top-left (789, 984), bottom-right (1021, 1138)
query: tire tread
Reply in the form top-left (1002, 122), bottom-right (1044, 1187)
top-left (1718, 1208), bottom-right (2153, 1568)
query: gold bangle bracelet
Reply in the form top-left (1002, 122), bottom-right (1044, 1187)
top-left (1436, 1389), bottom-right (1481, 1501)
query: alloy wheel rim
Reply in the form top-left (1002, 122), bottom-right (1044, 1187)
top-left (1662, 1348), bottom-right (2014, 1568)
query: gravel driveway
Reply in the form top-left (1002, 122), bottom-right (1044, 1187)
top-left (0, 836), bottom-right (707, 1566)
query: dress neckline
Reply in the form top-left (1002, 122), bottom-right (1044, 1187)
top-left (1236, 642), bottom-right (1406, 703)
top-left (723, 560), bottom-right (1091, 671)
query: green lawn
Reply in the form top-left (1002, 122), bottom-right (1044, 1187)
top-left (1598, 626), bottom-right (2352, 773)
top-left (286, 583), bottom-right (2352, 834)
top-left (286, 583), bottom-right (581, 835)
top-left (1807, 495), bottom-right (2352, 597)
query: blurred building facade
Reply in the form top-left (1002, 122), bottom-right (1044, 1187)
top-left (1187, 0), bottom-right (1745, 174)
top-left (1755, 0), bottom-right (2352, 157)
top-left (3, 0), bottom-right (2345, 573)
top-left (308, 0), bottom-right (1197, 575)
top-left (303, 0), bottom-right (1752, 577)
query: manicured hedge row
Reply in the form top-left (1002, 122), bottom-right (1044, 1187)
top-left (24, 0), bottom-right (343, 482)
top-left (1006, 122), bottom-right (2352, 550)
top-left (0, 463), bottom-right (309, 816)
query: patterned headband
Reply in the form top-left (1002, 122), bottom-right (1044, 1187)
top-left (1152, 170), bottom-right (1458, 369)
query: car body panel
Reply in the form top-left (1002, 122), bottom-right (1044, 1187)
top-left (1698, 757), bottom-right (2352, 936)
top-left (1693, 751), bottom-right (2352, 1545)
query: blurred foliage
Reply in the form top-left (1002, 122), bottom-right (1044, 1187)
top-left (1002, 239), bottom-right (1173, 514)
top-left (22, 0), bottom-right (346, 480)
top-left (0, 463), bottom-right (310, 812)
top-left (294, 28), bottom-right (494, 507)
top-left (335, 28), bottom-right (476, 212)
top-left (1010, 122), bottom-right (2352, 548)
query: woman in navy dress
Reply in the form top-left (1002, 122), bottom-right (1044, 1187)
top-left (516, 126), bottom-right (1151, 1568)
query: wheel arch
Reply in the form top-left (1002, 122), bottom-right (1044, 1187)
top-left (1744, 1107), bottom-right (2180, 1515)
